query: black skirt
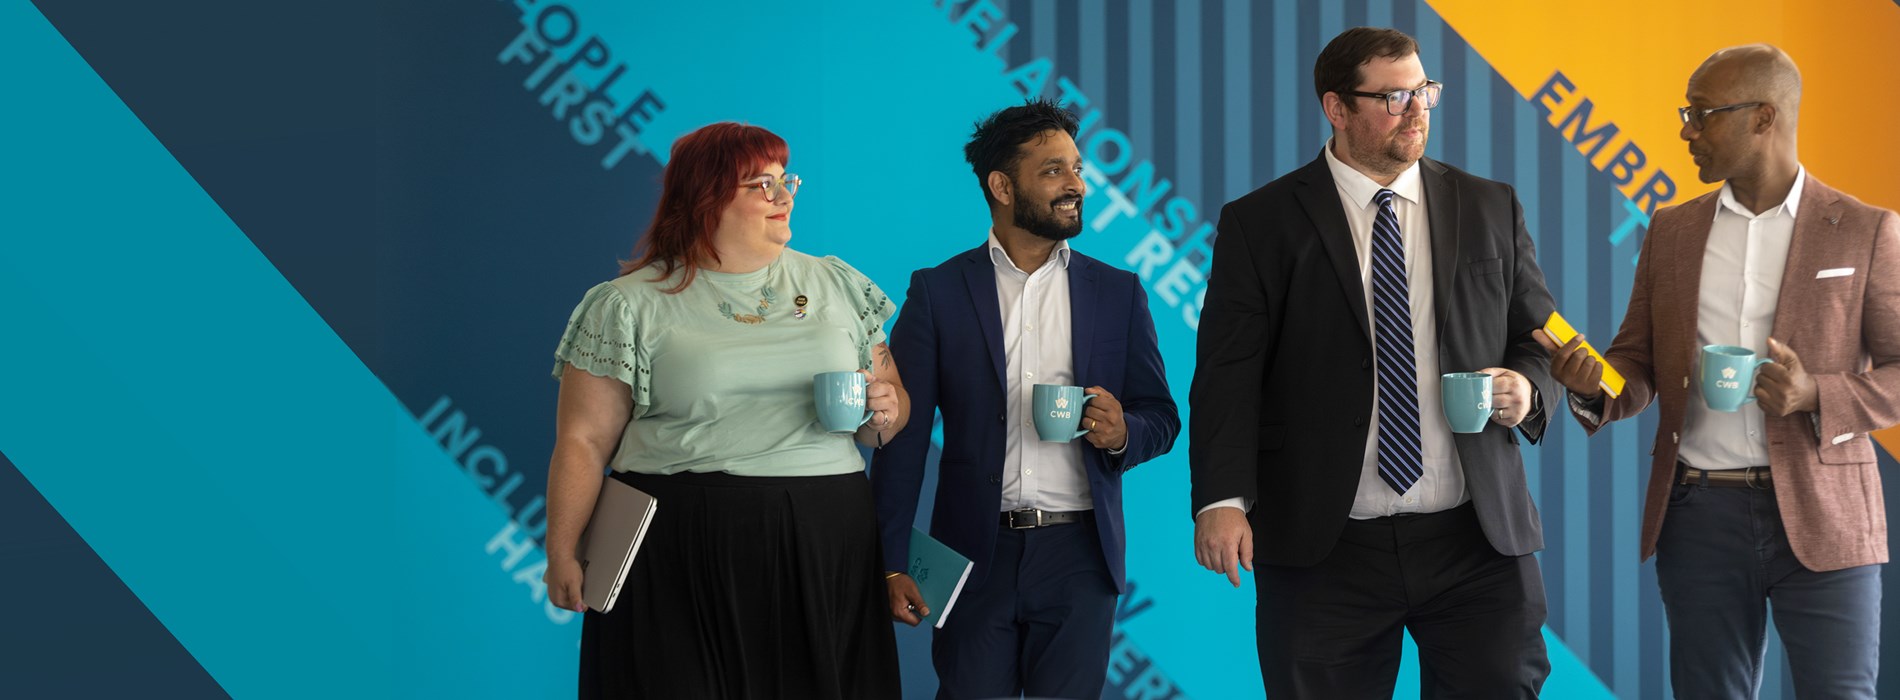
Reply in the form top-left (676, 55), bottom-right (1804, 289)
top-left (580, 470), bottom-right (900, 699)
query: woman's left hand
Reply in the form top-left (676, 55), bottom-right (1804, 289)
top-left (860, 369), bottom-right (900, 432)
top-left (854, 343), bottom-right (908, 448)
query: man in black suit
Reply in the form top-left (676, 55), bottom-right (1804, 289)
top-left (1190, 27), bottom-right (1560, 697)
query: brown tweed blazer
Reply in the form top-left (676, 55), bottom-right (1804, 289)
top-left (1575, 174), bottom-right (1900, 572)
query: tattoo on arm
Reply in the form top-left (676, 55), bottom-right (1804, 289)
top-left (874, 343), bottom-right (893, 371)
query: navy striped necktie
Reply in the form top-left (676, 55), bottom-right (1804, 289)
top-left (1370, 188), bottom-right (1423, 495)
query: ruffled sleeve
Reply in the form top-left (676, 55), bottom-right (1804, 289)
top-left (822, 256), bottom-right (896, 371)
top-left (550, 281), bottom-right (649, 406)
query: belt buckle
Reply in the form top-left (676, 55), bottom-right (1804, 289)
top-left (1746, 468), bottom-right (1769, 490)
top-left (1007, 508), bottom-right (1043, 529)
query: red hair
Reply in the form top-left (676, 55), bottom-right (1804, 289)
top-left (621, 122), bottom-right (789, 293)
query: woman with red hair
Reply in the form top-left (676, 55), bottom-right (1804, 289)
top-left (542, 122), bottom-right (905, 697)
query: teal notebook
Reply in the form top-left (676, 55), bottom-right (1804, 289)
top-left (907, 527), bottom-right (974, 629)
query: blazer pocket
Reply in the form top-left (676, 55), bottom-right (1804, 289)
top-left (1465, 257), bottom-right (1504, 277)
top-left (1817, 435), bottom-right (1876, 465)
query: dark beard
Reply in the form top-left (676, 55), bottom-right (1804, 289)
top-left (1014, 195), bottom-right (1084, 242)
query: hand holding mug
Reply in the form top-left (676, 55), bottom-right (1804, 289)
top-left (1080, 386), bottom-right (1127, 451)
top-left (860, 369), bottom-right (899, 430)
top-left (1479, 367), bottom-right (1533, 427)
top-left (1754, 337), bottom-right (1818, 417)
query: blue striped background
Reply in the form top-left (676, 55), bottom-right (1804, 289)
top-left (993, 1), bottom-right (1787, 697)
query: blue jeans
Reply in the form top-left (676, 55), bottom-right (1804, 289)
top-left (1655, 470), bottom-right (1881, 699)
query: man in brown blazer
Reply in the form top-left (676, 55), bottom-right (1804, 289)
top-left (1536, 44), bottom-right (1900, 699)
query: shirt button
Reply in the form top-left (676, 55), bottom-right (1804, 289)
top-left (1025, 469), bottom-right (1033, 476)
top-left (1025, 372), bottom-right (1034, 379)
top-left (1025, 324), bottom-right (1033, 331)
top-left (1404, 496), bottom-right (1416, 504)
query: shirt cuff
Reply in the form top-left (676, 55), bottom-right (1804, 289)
top-left (1197, 497), bottom-right (1252, 518)
top-left (1568, 391), bottom-right (1605, 428)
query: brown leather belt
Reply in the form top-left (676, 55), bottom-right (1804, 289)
top-left (1679, 465), bottom-right (1772, 489)
top-left (1001, 508), bottom-right (1092, 529)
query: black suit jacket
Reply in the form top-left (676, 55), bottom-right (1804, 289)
top-left (1190, 153), bottom-right (1560, 566)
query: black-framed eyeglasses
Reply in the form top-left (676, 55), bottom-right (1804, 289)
top-left (740, 173), bottom-right (801, 203)
top-left (1340, 80), bottom-right (1444, 116)
top-left (1678, 102), bottom-right (1762, 131)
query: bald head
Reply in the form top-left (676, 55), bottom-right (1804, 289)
top-left (1681, 43), bottom-right (1804, 202)
top-left (1690, 44), bottom-right (1802, 126)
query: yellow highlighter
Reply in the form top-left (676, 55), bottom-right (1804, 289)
top-left (1542, 311), bottom-right (1626, 399)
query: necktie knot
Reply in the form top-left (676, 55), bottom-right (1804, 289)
top-left (1374, 188), bottom-right (1396, 210)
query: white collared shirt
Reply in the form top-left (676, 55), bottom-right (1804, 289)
top-left (989, 231), bottom-right (1093, 513)
top-left (1199, 143), bottom-right (1469, 519)
top-left (1680, 167), bottom-right (1805, 470)
top-left (1321, 142), bottom-right (1470, 518)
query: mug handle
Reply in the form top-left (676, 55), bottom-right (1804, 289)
top-left (1740, 358), bottom-right (1777, 404)
top-left (856, 369), bottom-right (876, 426)
top-left (1071, 393), bottom-right (1098, 439)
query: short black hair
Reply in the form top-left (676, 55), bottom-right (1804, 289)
top-left (964, 98), bottom-right (1080, 206)
top-left (1313, 27), bottom-right (1419, 112)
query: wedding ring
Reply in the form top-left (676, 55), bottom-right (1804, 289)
top-left (1088, 418), bottom-right (1097, 430)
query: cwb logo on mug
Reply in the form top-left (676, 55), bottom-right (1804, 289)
top-left (1033, 385), bottom-right (1095, 442)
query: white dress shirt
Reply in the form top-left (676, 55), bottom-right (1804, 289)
top-left (1679, 167), bottom-right (1804, 470)
top-left (1201, 142), bottom-right (1470, 519)
top-left (990, 231), bottom-right (1093, 513)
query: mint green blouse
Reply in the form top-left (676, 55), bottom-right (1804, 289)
top-left (552, 250), bottom-right (895, 477)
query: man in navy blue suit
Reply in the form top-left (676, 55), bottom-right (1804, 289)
top-left (871, 99), bottom-right (1180, 699)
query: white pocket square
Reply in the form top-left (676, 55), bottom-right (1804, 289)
top-left (1816, 268), bottom-right (1855, 279)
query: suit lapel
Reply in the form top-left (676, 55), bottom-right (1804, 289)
top-left (1293, 155), bottom-right (1372, 342)
top-left (1069, 254), bottom-right (1099, 383)
top-left (1421, 159), bottom-right (1461, 332)
top-left (1770, 175), bottom-right (1844, 347)
top-left (960, 246), bottom-right (1009, 391)
top-left (1669, 194), bottom-right (1721, 362)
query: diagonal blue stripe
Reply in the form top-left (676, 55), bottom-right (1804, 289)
top-left (0, 5), bottom-right (579, 697)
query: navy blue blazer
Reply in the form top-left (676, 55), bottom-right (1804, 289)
top-left (870, 245), bottom-right (1179, 593)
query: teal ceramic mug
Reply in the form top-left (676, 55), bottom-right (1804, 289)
top-left (813, 371), bottom-right (873, 433)
top-left (1700, 345), bottom-right (1774, 412)
top-left (1441, 372), bottom-right (1495, 434)
top-left (1032, 384), bottom-right (1095, 442)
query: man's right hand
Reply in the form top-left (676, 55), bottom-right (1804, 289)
top-left (1533, 329), bottom-right (1604, 399)
top-left (1194, 507), bottom-right (1253, 588)
top-left (887, 573), bottom-right (929, 626)
top-left (544, 556), bottom-right (588, 613)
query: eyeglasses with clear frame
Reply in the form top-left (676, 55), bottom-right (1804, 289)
top-left (740, 173), bottom-right (801, 203)
top-left (1340, 80), bottom-right (1445, 116)
top-left (1677, 102), bottom-right (1763, 131)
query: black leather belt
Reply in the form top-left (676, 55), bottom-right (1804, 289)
top-left (1001, 508), bottom-right (1092, 529)
top-left (1679, 465), bottom-right (1772, 489)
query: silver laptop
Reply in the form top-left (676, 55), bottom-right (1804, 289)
top-left (579, 475), bottom-right (658, 614)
